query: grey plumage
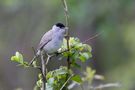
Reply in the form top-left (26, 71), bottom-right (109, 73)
top-left (37, 24), bottom-right (65, 54)
top-left (29, 23), bottom-right (66, 65)
top-left (37, 30), bottom-right (53, 50)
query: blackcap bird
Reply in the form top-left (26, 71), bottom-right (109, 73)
top-left (37, 23), bottom-right (66, 55)
top-left (29, 23), bottom-right (66, 64)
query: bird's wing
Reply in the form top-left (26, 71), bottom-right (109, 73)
top-left (37, 30), bottom-right (53, 50)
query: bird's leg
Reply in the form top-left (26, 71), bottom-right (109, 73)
top-left (45, 54), bottom-right (52, 65)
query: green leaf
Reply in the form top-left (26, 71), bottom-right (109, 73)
top-left (79, 55), bottom-right (86, 62)
top-left (46, 66), bottom-right (68, 79)
top-left (11, 51), bottom-right (29, 67)
top-left (46, 83), bottom-right (53, 90)
top-left (47, 78), bottom-right (54, 85)
top-left (79, 52), bottom-right (92, 62)
top-left (71, 62), bottom-right (81, 68)
top-left (55, 66), bottom-right (68, 75)
top-left (82, 52), bottom-right (90, 59)
top-left (32, 61), bottom-right (38, 67)
top-left (34, 85), bottom-right (40, 90)
top-left (36, 79), bottom-right (42, 87)
top-left (46, 66), bottom-right (71, 89)
top-left (38, 73), bottom-right (42, 79)
top-left (82, 67), bottom-right (96, 83)
top-left (71, 75), bottom-right (82, 83)
top-left (11, 52), bottom-right (24, 64)
top-left (83, 44), bottom-right (92, 52)
top-left (11, 56), bottom-right (19, 62)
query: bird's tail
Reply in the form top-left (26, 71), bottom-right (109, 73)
top-left (29, 55), bottom-right (37, 65)
top-left (29, 50), bottom-right (40, 65)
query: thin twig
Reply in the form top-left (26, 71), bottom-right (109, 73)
top-left (90, 83), bottom-right (121, 90)
top-left (82, 32), bottom-right (103, 43)
top-left (61, 0), bottom-right (70, 70)
top-left (61, 0), bottom-right (69, 27)
top-left (41, 52), bottom-right (46, 90)
top-left (61, 1), bottom-right (71, 88)
top-left (60, 74), bottom-right (74, 90)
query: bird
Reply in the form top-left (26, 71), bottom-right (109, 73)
top-left (29, 23), bottom-right (66, 65)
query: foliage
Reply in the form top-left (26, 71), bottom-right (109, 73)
top-left (11, 52), bottom-right (29, 67)
top-left (10, 37), bottom-right (95, 90)
top-left (59, 37), bottom-right (92, 68)
top-left (46, 66), bottom-right (69, 90)
top-left (82, 67), bottom-right (96, 84)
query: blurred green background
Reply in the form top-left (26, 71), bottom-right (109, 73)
top-left (0, 0), bottom-right (135, 90)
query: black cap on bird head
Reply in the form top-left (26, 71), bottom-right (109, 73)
top-left (55, 23), bottom-right (65, 28)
